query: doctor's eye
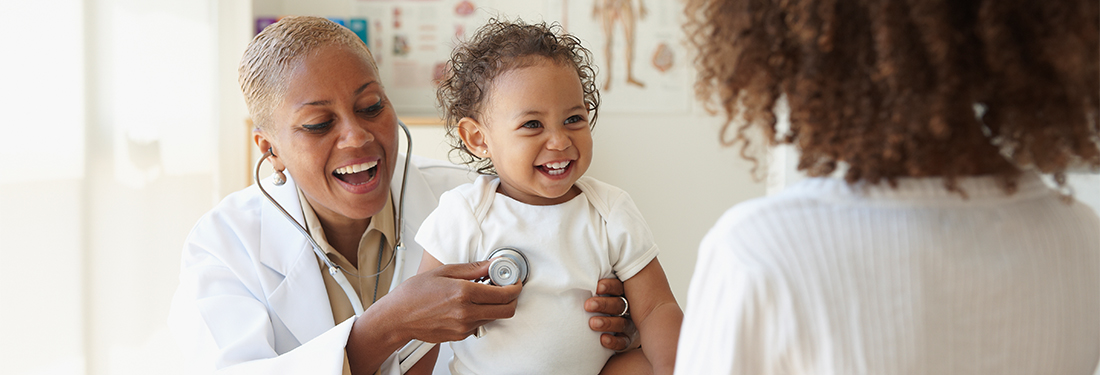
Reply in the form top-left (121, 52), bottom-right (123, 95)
top-left (357, 99), bottom-right (385, 117)
top-left (302, 121), bottom-right (333, 132)
top-left (521, 120), bottom-right (542, 129)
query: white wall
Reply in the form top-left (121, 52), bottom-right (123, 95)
top-left (82, 1), bottom-right (222, 374)
top-left (2, 0), bottom-right (228, 374)
top-left (1, 1), bottom-right (87, 374)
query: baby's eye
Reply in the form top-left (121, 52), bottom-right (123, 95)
top-left (564, 115), bottom-right (585, 125)
top-left (521, 120), bottom-right (542, 129)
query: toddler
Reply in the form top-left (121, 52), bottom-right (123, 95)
top-left (413, 19), bottom-right (683, 375)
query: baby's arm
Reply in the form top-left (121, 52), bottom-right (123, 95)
top-left (621, 258), bottom-right (684, 375)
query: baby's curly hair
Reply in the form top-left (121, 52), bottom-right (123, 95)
top-left (685, 0), bottom-right (1099, 193)
top-left (437, 18), bottom-right (600, 174)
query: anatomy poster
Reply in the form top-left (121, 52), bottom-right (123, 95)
top-left (565, 0), bottom-right (689, 114)
top-left (355, 0), bottom-right (688, 116)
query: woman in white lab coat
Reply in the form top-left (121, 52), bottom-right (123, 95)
top-left (169, 16), bottom-right (637, 375)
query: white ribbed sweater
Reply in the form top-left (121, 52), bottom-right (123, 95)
top-left (675, 172), bottom-right (1100, 375)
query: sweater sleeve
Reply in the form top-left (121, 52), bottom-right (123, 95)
top-left (673, 208), bottom-right (793, 375)
top-left (668, 217), bottom-right (783, 371)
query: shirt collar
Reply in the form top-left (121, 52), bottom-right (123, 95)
top-left (297, 189), bottom-right (395, 270)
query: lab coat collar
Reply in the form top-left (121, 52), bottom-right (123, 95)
top-left (391, 153), bottom-right (432, 248)
top-left (256, 153), bottom-right (441, 345)
top-left (256, 172), bottom-right (311, 276)
top-left (258, 172), bottom-right (337, 345)
top-left (389, 153), bottom-right (440, 286)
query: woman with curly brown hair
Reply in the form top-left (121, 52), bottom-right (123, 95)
top-left (675, 0), bottom-right (1099, 374)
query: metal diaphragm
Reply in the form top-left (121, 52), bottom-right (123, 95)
top-left (486, 247), bottom-right (529, 286)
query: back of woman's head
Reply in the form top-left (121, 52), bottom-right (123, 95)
top-left (240, 16), bottom-right (377, 131)
top-left (685, 0), bottom-right (1099, 191)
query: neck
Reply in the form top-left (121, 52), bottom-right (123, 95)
top-left (317, 215), bottom-right (370, 265)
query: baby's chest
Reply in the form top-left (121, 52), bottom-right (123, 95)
top-left (475, 208), bottom-right (613, 290)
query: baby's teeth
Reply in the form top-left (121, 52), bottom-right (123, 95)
top-left (545, 161), bottom-right (570, 169)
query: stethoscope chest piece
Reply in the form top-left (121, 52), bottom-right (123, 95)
top-left (486, 247), bottom-right (529, 286)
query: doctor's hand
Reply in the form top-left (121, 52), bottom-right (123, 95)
top-left (348, 260), bottom-right (519, 374)
top-left (586, 278), bottom-right (639, 351)
top-left (381, 259), bottom-right (522, 343)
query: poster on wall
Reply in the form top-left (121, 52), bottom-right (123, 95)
top-left (563, 0), bottom-right (690, 114)
top-left (354, 0), bottom-right (689, 117)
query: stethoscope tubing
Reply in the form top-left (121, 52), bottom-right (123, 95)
top-left (253, 120), bottom-right (415, 316)
top-left (252, 120), bottom-right (529, 373)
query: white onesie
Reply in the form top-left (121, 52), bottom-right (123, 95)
top-left (415, 175), bottom-right (659, 375)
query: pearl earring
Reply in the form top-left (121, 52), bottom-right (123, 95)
top-left (273, 169), bottom-right (287, 186)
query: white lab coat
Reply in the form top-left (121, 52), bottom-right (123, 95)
top-left (169, 154), bottom-right (475, 375)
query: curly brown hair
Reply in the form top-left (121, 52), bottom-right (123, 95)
top-left (685, 0), bottom-right (1099, 193)
top-left (436, 18), bottom-right (601, 174)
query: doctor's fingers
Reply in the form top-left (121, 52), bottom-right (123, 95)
top-left (584, 295), bottom-right (628, 316)
top-left (468, 282), bottom-right (522, 305)
top-left (432, 259), bottom-right (492, 280)
top-left (595, 277), bottom-right (625, 296)
top-left (436, 284), bottom-right (517, 322)
top-left (589, 315), bottom-right (630, 335)
top-left (420, 304), bottom-right (516, 342)
top-left (468, 296), bottom-right (519, 320)
top-left (599, 332), bottom-right (633, 352)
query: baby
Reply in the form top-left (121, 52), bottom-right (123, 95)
top-left (413, 19), bottom-right (683, 375)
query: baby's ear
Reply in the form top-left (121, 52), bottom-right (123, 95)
top-left (457, 117), bottom-right (490, 158)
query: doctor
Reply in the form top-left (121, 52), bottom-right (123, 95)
top-left (169, 16), bottom-right (637, 375)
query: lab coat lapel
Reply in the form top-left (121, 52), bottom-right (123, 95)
top-left (254, 155), bottom-right (460, 345)
top-left (257, 173), bottom-right (336, 346)
top-left (390, 154), bottom-right (438, 281)
top-left (391, 154), bottom-right (436, 246)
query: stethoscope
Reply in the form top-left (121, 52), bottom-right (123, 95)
top-left (254, 120), bottom-right (415, 318)
top-left (254, 120), bottom-right (531, 373)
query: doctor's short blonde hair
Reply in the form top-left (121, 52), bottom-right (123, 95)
top-left (239, 16), bottom-right (379, 131)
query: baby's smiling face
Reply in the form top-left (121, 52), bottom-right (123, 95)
top-left (461, 57), bottom-right (593, 205)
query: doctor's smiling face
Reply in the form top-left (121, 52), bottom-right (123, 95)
top-left (255, 44), bottom-right (399, 226)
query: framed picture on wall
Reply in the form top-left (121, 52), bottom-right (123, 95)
top-left (353, 0), bottom-right (692, 116)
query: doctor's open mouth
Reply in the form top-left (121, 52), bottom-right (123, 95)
top-left (333, 160), bottom-right (378, 185)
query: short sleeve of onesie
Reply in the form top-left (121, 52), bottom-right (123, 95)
top-left (415, 184), bottom-right (482, 265)
top-left (578, 177), bottom-right (660, 282)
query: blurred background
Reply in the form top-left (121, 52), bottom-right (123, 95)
top-left (0, 1), bottom-right (1094, 374)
